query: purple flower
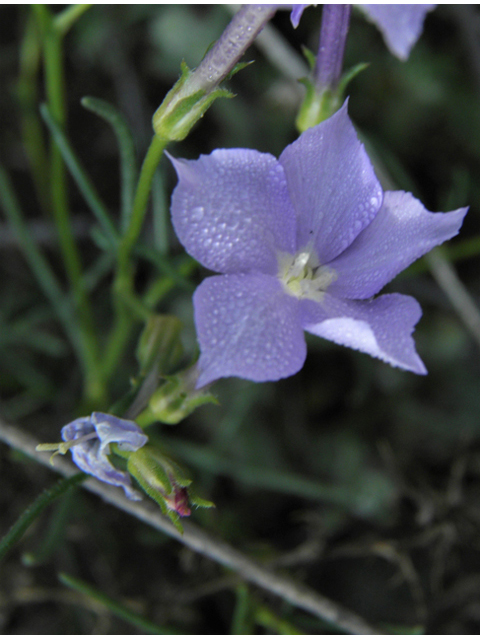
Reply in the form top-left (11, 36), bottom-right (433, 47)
top-left (61, 412), bottom-right (148, 500)
top-left (359, 4), bottom-right (436, 60)
top-left (169, 103), bottom-right (467, 388)
top-left (291, 4), bottom-right (436, 60)
top-left (290, 4), bottom-right (311, 29)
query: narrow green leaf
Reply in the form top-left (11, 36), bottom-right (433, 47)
top-left (22, 486), bottom-right (76, 566)
top-left (0, 473), bottom-right (85, 563)
top-left (0, 165), bottom-right (84, 358)
top-left (54, 4), bottom-right (92, 37)
top-left (81, 96), bottom-right (138, 232)
top-left (255, 604), bottom-right (303, 635)
top-left (336, 62), bottom-right (369, 96)
top-left (231, 584), bottom-right (254, 635)
top-left (40, 103), bottom-right (119, 248)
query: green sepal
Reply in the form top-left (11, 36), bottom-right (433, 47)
top-left (166, 510), bottom-right (183, 534)
top-left (165, 457), bottom-right (192, 489)
top-left (126, 444), bottom-right (214, 534)
top-left (152, 62), bottom-right (234, 141)
top-left (127, 445), bottom-right (174, 497)
top-left (224, 59), bottom-right (254, 81)
top-left (336, 62), bottom-right (369, 96)
top-left (130, 464), bottom-right (183, 532)
top-left (296, 62), bottom-right (369, 132)
top-left (295, 76), bottom-right (336, 133)
top-left (142, 367), bottom-right (219, 426)
top-left (301, 45), bottom-right (316, 72)
top-left (189, 491), bottom-right (215, 510)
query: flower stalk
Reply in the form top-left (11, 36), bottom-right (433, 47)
top-left (296, 4), bottom-right (354, 132)
top-left (315, 4), bottom-right (351, 91)
top-left (153, 4), bottom-right (275, 141)
top-left (108, 6), bottom-right (276, 381)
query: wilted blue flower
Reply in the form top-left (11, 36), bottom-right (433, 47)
top-left (61, 412), bottom-right (148, 500)
top-left (169, 103), bottom-right (467, 388)
top-left (291, 4), bottom-right (436, 60)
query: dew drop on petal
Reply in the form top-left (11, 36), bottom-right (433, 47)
top-left (191, 206), bottom-right (205, 221)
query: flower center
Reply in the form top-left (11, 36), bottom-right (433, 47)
top-left (277, 248), bottom-right (336, 302)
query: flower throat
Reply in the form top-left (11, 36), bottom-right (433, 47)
top-left (277, 248), bottom-right (336, 302)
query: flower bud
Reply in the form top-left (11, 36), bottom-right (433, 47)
top-left (127, 444), bottom-right (214, 532)
top-left (152, 62), bottom-right (233, 142)
top-left (140, 365), bottom-right (218, 426)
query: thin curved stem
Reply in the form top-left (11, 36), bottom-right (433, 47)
top-left (103, 134), bottom-right (167, 382)
top-left (0, 419), bottom-right (382, 635)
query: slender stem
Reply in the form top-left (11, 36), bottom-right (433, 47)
top-left (186, 5), bottom-right (276, 95)
top-left (17, 11), bottom-right (50, 213)
top-left (315, 4), bottom-right (351, 90)
top-left (255, 603), bottom-right (303, 635)
top-left (33, 5), bottom-right (105, 406)
top-left (81, 96), bottom-right (138, 233)
top-left (103, 135), bottom-right (167, 382)
top-left (117, 134), bottom-right (168, 269)
top-left (231, 584), bottom-right (253, 634)
top-left (427, 248), bottom-right (480, 351)
top-left (54, 4), bottom-right (92, 37)
top-left (104, 5), bottom-right (276, 381)
top-left (40, 103), bottom-right (119, 248)
top-left (0, 420), bottom-right (382, 635)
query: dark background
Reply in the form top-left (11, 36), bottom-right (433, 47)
top-left (1, 4), bottom-right (480, 633)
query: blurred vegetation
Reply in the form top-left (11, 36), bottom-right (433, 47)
top-left (1, 4), bottom-right (480, 634)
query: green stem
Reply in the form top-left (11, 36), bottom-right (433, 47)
top-left (81, 96), bottom-right (138, 233)
top-left (231, 584), bottom-right (253, 634)
top-left (0, 473), bottom-right (85, 563)
top-left (40, 103), bottom-right (119, 248)
top-left (255, 605), bottom-right (302, 635)
top-left (117, 134), bottom-right (168, 270)
top-left (33, 4), bottom-right (105, 406)
top-left (54, 4), bottom-right (92, 37)
top-left (17, 10), bottom-right (50, 213)
top-left (103, 134), bottom-right (167, 383)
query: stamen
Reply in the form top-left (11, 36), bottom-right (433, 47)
top-left (278, 249), bottom-right (336, 302)
top-left (36, 431), bottom-right (98, 465)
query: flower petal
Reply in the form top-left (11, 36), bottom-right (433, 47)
top-left (61, 417), bottom-right (93, 443)
top-left (71, 440), bottom-right (143, 501)
top-left (194, 274), bottom-right (306, 387)
top-left (327, 191), bottom-right (468, 300)
top-left (92, 412), bottom-right (148, 456)
top-left (290, 4), bottom-right (311, 28)
top-left (62, 414), bottom-right (147, 501)
top-left (301, 292), bottom-right (427, 374)
top-left (279, 101), bottom-right (383, 263)
top-left (359, 4), bottom-right (436, 60)
top-left (169, 149), bottom-right (296, 276)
